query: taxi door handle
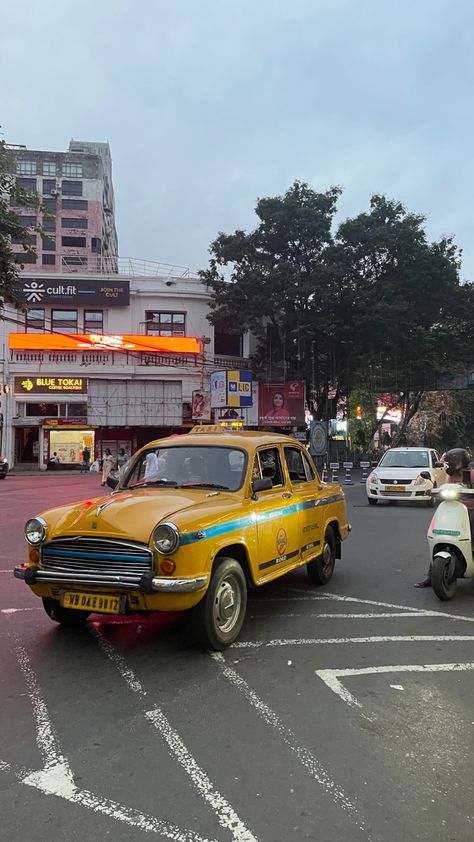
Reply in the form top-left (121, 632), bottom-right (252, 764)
top-left (282, 492), bottom-right (292, 499)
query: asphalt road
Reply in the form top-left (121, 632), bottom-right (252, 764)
top-left (1, 474), bottom-right (474, 842)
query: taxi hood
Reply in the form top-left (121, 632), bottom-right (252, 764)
top-left (40, 487), bottom-right (238, 545)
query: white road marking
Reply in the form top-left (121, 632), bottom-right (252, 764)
top-left (1, 607), bottom-right (42, 614)
top-left (247, 612), bottom-right (430, 620)
top-left (93, 629), bottom-right (259, 842)
top-left (211, 653), bottom-right (367, 834)
top-left (316, 662), bottom-right (474, 713)
top-left (231, 634), bottom-right (474, 649)
top-left (390, 685), bottom-right (404, 691)
top-left (10, 634), bottom-right (218, 842)
top-left (267, 590), bottom-right (474, 624)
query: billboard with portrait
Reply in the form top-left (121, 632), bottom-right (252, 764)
top-left (258, 382), bottom-right (305, 427)
top-left (192, 390), bottom-right (211, 421)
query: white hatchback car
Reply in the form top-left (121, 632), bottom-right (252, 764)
top-left (366, 447), bottom-right (447, 506)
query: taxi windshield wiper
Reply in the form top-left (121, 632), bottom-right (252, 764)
top-left (128, 479), bottom-right (178, 489)
top-left (177, 482), bottom-right (230, 490)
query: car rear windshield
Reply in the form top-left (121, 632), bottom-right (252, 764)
top-left (124, 445), bottom-right (247, 491)
top-left (379, 451), bottom-right (429, 468)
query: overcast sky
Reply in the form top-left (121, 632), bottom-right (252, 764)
top-left (2, 0), bottom-right (473, 278)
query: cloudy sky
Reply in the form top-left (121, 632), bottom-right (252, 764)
top-left (2, 0), bottom-right (473, 277)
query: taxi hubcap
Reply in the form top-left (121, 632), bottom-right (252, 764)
top-left (322, 541), bottom-right (333, 572)
top-left (213, 575), bottom-right (242, 633)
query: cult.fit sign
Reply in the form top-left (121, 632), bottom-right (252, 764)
top-left (19, 279), bottom-right (130, 306)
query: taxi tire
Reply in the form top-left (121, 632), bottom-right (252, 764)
top-left (307, 528), bottom-right (336, 586)
top-left (42, 597), bottom-right (91, 627)
top-left (191, 557), bottom-right (247, 651)
top-left (367, 497), bottom-right (378, 505)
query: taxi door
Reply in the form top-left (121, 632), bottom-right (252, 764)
top-left (282, 445), bottom-right (324, 562)
top-left (251, 446), bottom-right (301, 581)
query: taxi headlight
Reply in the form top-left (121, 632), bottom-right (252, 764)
top-left (153, 522), bottom-right (180, 555)
top-left (25, 517), bottom-right (47, 545)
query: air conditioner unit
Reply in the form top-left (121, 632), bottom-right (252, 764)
top-left (50, 189), bottom-right (59, 196)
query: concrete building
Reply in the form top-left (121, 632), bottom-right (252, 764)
top-left (0, 263), bottom-right (251, 470)
top-left (8, 139), bottom-right (118, 273)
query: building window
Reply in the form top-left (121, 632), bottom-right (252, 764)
top-left (43, 161), bottom-right (56, 176)
top-left (61, 236), bottom-right (86, 247)
top-left (25, 403), bottom-right (59, 417)
top-left (25, 309), bottom-right (45, 332)
top-left (145, 311), bottom-right (185, 336)
top-left (61, 256), bottom-right (87, 268)
top-left (61, 217), bottom-right (88, 229)
top-left (63, 163), bottom-right (83, 178)
top-left (52, 310), bottom-right (78, 333)
top-left (17, 177), bottom-right (37, 192)
top-left (42, 179), bottom-right (57, 196)
top-left (62, 199), bottom-right (88, 210)
top-left (42, 197), bottom-right (57, 213)
top-left (14, 252), bottom-right (37, 264)
top-left (12, 233), bottom-right (36, 246)
top-left (91, 237), bottom-right (102, 253)
top-left (62, 180), bottom-right (83, 196)
top-left (214, 331), bottom-right (243, 357)
top-left (16, 215), bottom-right (37, 228)
top-left (16, 160), bottom-right (36, 176)
top-left (42, 254), bottom-right (56, 266)
top-left (67, 402), bottom-right (87, 418)
top-left (42, 217), bottom-right (56, 232)
top-left (42, 236), bottom-right (56, 251)
top-left (84, 310), bottom-right (103, 333)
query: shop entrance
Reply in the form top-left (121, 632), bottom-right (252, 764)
top-left (49, 430), bottom-right (95, 467)
top-left (15, 427), bottom-right (39, 464)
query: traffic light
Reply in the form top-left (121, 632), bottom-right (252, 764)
top-left (356, 405), bottom-right (363, 419)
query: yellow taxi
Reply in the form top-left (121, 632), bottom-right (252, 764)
top-left (14, 427), bottom-right (350, 649)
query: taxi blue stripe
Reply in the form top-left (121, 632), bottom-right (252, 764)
top-left (179, 494), bottom-right (344, 546)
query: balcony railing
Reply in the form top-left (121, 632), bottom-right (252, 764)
top-left (51, 255), bottom-right (199, 278)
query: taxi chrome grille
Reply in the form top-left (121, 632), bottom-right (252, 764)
top-left (37, 537), bottom-right (153, 589)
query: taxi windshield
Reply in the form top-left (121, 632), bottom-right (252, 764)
top-left (124, 445), bottom-right (247, 491)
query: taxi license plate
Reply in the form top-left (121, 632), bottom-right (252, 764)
top-left (385, 485), bottom-right (405, 492)
top-left (62, 591), bottom-right (124, 614)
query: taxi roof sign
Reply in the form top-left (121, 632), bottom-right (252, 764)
top-left (190, 423), bottom-right (244, 434)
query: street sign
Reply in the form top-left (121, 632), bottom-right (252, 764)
top-left (309, 421), bottom-right (327, 456)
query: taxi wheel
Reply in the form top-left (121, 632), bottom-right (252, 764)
top-left (191, 557), bottom-right (247, 651)
top-left (42, 597), bottom-right (91, 627)
top-left (307, 528), bottom-right (336, 586)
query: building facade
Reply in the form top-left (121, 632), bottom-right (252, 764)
top-left (0, 267), bottom-right (251, 470)
top-left (8, 139), bottom-right (118, 273)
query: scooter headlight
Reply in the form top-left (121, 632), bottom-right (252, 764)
top-left (439, 487), bottom-right (461, 500)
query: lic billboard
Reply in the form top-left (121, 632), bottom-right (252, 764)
top-left (210, 370), bottom-right (253, 408)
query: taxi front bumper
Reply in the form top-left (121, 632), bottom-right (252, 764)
top-left (14, 564), bottom-right (208, 593)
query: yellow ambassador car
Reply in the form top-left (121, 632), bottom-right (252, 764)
top-left (15, 427), bottom-right (351, 650)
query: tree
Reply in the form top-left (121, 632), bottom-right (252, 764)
top-left (202, 185), bottom-right (473, 436)
top-left (0, 137), bottom-right (41, 309)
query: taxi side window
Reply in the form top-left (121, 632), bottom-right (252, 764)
top-left (258, 447), bottom-right (284, 487)
top-left (284, 447), bottom-right (309, 483)
top-left (302, 453), bottom-right (316, 481)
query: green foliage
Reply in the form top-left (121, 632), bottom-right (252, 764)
top-left (0, 138), bottom-right (41, 310)
top-left (202, 184), bottom-right (473, 437)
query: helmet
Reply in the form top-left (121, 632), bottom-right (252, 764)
top-left (443, 448), bottom-right (471, 477)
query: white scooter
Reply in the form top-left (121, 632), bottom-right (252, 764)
top-left (427, 482), bottom-right (474, 600)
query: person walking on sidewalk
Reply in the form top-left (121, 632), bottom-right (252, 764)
top-left (80, 446), bottom-right (91, 474)
top-left (101, 448), bottom-right (115, 486)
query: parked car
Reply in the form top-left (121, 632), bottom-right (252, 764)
top-left (366, 447), bottom-right (447, 506)
top-left (0, 456), bottom-right (8, 479)
top-left (15, 427), bottom-right (351, 649)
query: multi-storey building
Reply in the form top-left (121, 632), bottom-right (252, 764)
top-left (0, 263), bottom-right (251, 469)
top-left (8, 139), bottom-right (118, 273)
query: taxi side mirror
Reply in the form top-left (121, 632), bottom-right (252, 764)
top-left (252, 477), bottom-right (273, 495)
top-left (106, 475), bottom-right (118, 490)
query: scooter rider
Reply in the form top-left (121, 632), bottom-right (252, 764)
top-left (414, 448), bottom-right (474, 588)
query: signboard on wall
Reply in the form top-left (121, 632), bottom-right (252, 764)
top-left (9, 334), bottom-right (201, 354)
top-left (210, 370), bottom-right (253, 408)
top-left (19, 279), bottom-right (130, 306)
top-left (258, 381), bottom-right (305, 427)
top-left (15, 376), bottom-right (87, 394)
top-left (192, 390), bottom-right (211, 421)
